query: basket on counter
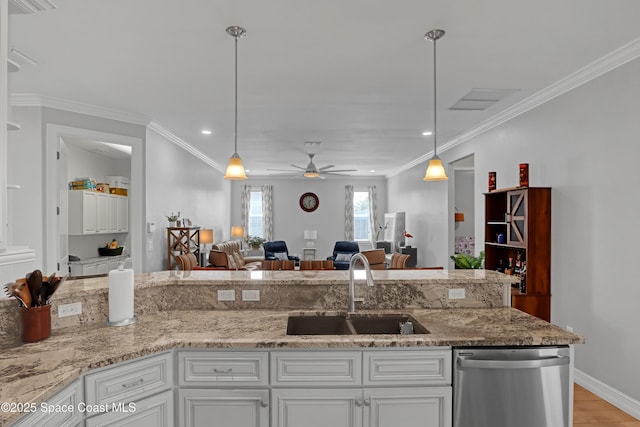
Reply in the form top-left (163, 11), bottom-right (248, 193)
top-left (98, 247), bottom-right (124, 256)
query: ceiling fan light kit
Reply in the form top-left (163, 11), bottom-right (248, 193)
top-left (423, 29), bottom-right (448, 182)
top-left (224, 25), bottom-right (248, 180)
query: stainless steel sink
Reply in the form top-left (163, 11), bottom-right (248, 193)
top-left (286, 313), bottom-right (429, 335)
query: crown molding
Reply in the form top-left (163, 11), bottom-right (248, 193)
top-left (10, 94), bottom-right (150, 125)
top-left (387, 36), bottom-right (640, 178)
top-left (10, 94), bottom-right (221, 170)
top-left (147, 121), bottom-right (224, 172)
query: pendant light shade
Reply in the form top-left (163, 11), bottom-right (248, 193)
top-left (423, 29), bottom-right (448, 182)
top-left (224, 26), bottom-right (248, 180)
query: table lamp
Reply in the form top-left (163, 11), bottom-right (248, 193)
top-left (199, 229), bottom-right (214, 266)
top-left (231, 226), bottom-right (244, 249)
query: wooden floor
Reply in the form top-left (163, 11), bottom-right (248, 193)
top-left (574, 384), bottom-right (640, 426)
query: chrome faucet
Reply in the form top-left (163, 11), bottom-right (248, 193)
top-left (348, 253), bottom-right (375, 313)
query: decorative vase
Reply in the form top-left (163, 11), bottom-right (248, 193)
top-left (169, 221), bottom-right (176, 227)
top-left (21, 305), bottom-right (51, 343)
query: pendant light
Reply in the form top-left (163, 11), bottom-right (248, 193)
top-left (423, 29), bottom-right (448, 181)
top-left (224, 26), bottom-right (248, 180)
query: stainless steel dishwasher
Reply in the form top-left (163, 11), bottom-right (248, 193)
top-left (453, 346), bottom-right (570, 427)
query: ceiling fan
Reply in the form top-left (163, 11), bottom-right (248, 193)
top-left (267, 152), bottom-right (357, 179)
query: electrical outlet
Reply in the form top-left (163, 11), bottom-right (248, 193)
top-left (217, 290), bottom-right (235, 301)
top-left (58, 302), bottom-right (82, 317)
top-left (448, 288), bottom-right (466, 300)
top-left (147, 239), bottom-right (153, 252)
top-left (242, 290), bottom-right (260, 301)
top-left (566, 325), bottom-right (574, 332)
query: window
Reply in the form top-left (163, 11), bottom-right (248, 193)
top-left (248, 189), bottom-right (263, 237)
top-left (353, 191), bottom-right (370, 241)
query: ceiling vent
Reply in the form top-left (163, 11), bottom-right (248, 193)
top-left (449, 88), bottom-right (518, 111)
top-left (9, 0), bottom-right (56, 14)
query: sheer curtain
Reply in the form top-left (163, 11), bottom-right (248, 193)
top-left (240, 185), bottom-right (251, 240)
top-left (262, 184), bottom-right (273, 241)
top-left (368, 185), bottom-right (378, 247)
top-left (344, 185), bottom-right (354, 240)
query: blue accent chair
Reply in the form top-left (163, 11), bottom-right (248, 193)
top-left (264, 241), bottom-right (300, 263)
top-left (327, 241), bottom-right (360, 270)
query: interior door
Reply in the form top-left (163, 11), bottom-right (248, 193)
top-left (57, 137), bottom-right (69, 275)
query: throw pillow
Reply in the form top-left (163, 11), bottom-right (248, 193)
top-left (273, 252), bottom-right (288, 261)
top-left (335, 253), bottom-right (353, 262)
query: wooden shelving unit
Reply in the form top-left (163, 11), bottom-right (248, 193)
top-left (484, 187), bottom-right (551, 321)
top-left (166, 227), bottom-right (201, 270)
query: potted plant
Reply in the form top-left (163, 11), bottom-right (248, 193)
top-left (246, 235), bottom-right (266, 249)
top-left (166, 213), bottom-right (178, 227)
top-left (450, 251), bottom-right (485, 269)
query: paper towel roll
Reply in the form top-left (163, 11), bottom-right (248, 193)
top-left (108, 268), bottom-right (134, 324)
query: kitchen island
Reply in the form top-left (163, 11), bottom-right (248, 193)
top-left (0, 270), bottom-right (583, 426)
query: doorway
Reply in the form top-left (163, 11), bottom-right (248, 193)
top-left (452, 155), bottom-right (475, 256)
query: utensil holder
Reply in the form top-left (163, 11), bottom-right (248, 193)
top-left (21, 305), bottom-right (51, 343)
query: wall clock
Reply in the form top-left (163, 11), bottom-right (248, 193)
top-left (299, 192), bottom-right (319, 212)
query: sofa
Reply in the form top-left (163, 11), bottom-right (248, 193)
top-left (327, 241), bottom-right (360, 270)
top-left (208, 240), bottom-right (262, 270)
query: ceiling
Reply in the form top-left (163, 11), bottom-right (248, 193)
top-left (8, 1), bottom-right (640, 177)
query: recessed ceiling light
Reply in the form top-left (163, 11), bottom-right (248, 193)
top-left (201, 130), bottom-right (212, 135)
top-left (422, 131), bottom-right (433, 136)
top-left (245, 169), bottom-right (251, 173)
top-left (369, 169), bottom-right (376, 173)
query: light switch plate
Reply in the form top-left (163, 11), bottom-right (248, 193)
top-left (217, 290), bottom-right (235, 301)
top-left (242, 290), bottom-right (260, 301)
top-left (448, 288), bottom-right (466, 300)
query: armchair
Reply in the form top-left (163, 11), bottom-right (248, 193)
top-left (327, 241), bottom-right (360, 270)
top-left (263, 241), bottom-right (300, 263)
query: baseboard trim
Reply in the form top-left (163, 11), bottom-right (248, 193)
top-left (575, 369), bottom-right (640, 420)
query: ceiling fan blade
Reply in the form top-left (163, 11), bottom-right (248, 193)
top-left (266, 168), bottom-right (298, 172)
top-left (322, 169), bottom-right (357, 173)
top-left (290, 164), bottom-right (306, 170)
top-left (318, 164), bottom-right (335, 171)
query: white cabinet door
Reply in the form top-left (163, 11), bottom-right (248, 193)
top-left (96, 193), bottom-right (109, 233)
top-left (271, 388), bottom-right (362, 427)
top-left (11, 379), bottom-right (83, 427)
top-left (82, 191), bottom-right (98, 233)
top-left (179, 389), bottom-right (269, 427)
top-left (108, 195), bottom-right (118, 232)
top-left (364, 387), bottom-right (452, 427)
top-left (117, 196), bottom-right (128, 232)
top-left (85, 389), bottom-right (173, 427)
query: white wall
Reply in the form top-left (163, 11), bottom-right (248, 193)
top-left (230, 177), bottom-right (387, 260)
top-left (387, 168), bottom-right (449, 268)
top-left (389, 57), bottom-right (640, 402)
top-left (145, 127), bottom-right (230, 272)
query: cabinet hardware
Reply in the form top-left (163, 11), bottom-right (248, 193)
top-left (121, 378), bottom-right (144, 388)
top-left (213, 368), bottom-right (233, 374)
top-left (355, 399), bottom-right (363, 407)
top-left (260, 400), bottom-right (268, 408)
top-left (363, 398), bottom-right (371, 406)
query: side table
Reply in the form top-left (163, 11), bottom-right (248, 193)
top-left (302, 247), bottom-right (317, 261)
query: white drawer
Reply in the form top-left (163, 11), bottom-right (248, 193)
top-left (271, 351), bottom-right (361, 386)
top-left (363, 349), bottom-right (451, 386)
top-left (178, 351), bottom-right (269, 386)
top-left (85, 389), bottom-right (174, 427)
top-left (85, 352), bottom-right (173, 407)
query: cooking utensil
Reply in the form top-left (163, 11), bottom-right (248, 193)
top-left (3, 282), bottom-right (25, 307)
top-left (26, 270), bottom-right (43, 307)
top-left (46, 274), bottom-right (67, 303)
top-left (4, 280), bottom-right (32, 307)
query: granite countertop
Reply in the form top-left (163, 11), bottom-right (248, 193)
top-left (0, 270), bottom-right (580, 425)
top-left (0, 307), bottom-right (583, 425)
top-left (68, 253), bottom-right (129, 265)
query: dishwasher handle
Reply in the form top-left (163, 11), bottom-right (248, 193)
top-left (457, 355), bottom-right (570, 369)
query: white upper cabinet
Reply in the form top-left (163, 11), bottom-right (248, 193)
top-left (69, 190), bottom-right (128, 235)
